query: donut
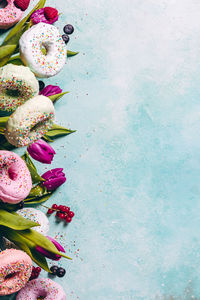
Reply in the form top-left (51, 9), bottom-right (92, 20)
top-left (18, 208), bottom-right (49, 235)
top-left (0, 150), bottom-right (32, 204)
top-left (19, 23), bottom-right (67, 78)
top-left (4, 95), bottom-right (55, 147)
top-left (0, 249), bottom-right (32, 296)
top-left (16, 278), bottom-right (66, 300)
top-left (0, 0), bottom-right (23, 29)
top-left (0, 64), bottom-right (39, 112)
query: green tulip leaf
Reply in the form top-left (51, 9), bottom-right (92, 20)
top-left (46, 123), bottom-right (76, 139)
top-left (49, 92), bottom-right (69, 104)
top-left (24, 193), bottom-right (53, 205)
top-left (42, 135), bottom-right (54, 142)
top-left (21, 152), bottom-right (44, 184)
top-left (0, 209), bottom-right (39, 230)
top-left (17, 229), bottom-right (72, 260)
top-left (3, 0), bottom-right (46, 44)
top-left (67, 50), bottom-right (79, 57)
top-left (0, 45), bottom-right (16, 59)
top-left (0, 116), bottom-right (9, 127)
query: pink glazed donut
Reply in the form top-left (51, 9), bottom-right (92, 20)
top-left (0, 150), bottom-right (32, 204)
top-left (0, 249), bottom-right (32, 296)
top-left (16, 277), bottom-right (66, 300)
top-left (0, 0), bottom-right (23, 29)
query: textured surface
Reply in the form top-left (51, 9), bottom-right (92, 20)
top-left (1, 0), bottom-right (200, 299)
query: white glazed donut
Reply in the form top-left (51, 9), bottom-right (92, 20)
top-left (0, 64), bottom-right (39, 112)
top-left (16, 278), bottom-right (66, 300)
top-left (17, 208), bottom-right (49, 235)
top-left (4, 95), bottom-right (55, 147)
top-left (19, 23), bottom-right (67, 78)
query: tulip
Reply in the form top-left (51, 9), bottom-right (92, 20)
top-left (42, 168), bottom-right (66, 191)
top-left (30, 7), bottom-right (58, 25)
top-left (27, 139), bottom-right (55, 164)
top-left (40, 85), bottom-right (62, 97)
top-left (35, 236), bottom-right (65, 261)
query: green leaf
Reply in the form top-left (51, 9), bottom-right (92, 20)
top-left (1, 228), bottom-right (50, 272)
top-left (21, 152), bottom-right (44, 184)
top-left (67, 50), bottom-right (79, 57)
top-left (46, 123), bottom-right (76, 140)
top-left (0, 116), bottom-right (9, 127)
top-left (17, 229), bottom-right (72, 260)
top-left (7, 54), bottom-right (24, 66)
top-left (49, 92), bottom-right (69, 104)
top-left (0, 209), bottom-right (39, 230)
top-left (0, 45), bottom-right (16, 59)
top-left (24, 193), bottom-right (52, 205)
top-left (42, 135), bottom-right (54, 142)
top-left (3, 0), bottom-right (46, 44)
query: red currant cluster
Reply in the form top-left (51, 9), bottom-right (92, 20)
top-left (30, 266), bottom-right (41, 281)
top-left (47, 204), bottom-right (75, 223)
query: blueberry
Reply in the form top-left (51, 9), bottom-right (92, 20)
top-left (62, 34), bottom-right (70, 44)
top-left (56, 267), bottom-right (66, 277)
top-left (39, 80), bottom-right (45, 91)
top-left (18, 201), bottom-right (24, 209)
top-left (50, 265), bottom-right (58, 275)
top-left (63, 24), bottom-right (74, 35)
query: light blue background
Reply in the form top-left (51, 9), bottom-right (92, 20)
top-left (1, 0), bottom-right (200, 299)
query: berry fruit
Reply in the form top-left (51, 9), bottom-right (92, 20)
top-left (66, 216), bottom-right (72, 223)
top-left (56, 267), bottom-right (66, 277)
top-left (62, 34), bottom-right (70, 44)
top-left (59, 213), bottom-right (66, 220)
top-left (61, 206), bottom-right (70, 213)
top-left (63, 24), bottom-right (74, 35)
top-left (14, 0), bottom-right (30, 11)
top-left (68, 211), bottom-right (75, 218)
top-left (52, 204), bottom-right (58, 209)
top-left (47, 209), bottom-right (54, 214)
top-left (50, 265), bottom-right (59, 275)
top-left (38, 80), bottom-right (45, 91)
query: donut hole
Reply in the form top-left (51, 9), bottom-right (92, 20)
top-left (30, 120), bottom-right (45, 132)
top-left (41, 43), bottom-right (48, 56)
top-left (6, 89), bottom-right (20, 98)
top-left (0, 0), bottom-right (8, 8)
top-left (5, 271), bottom-right (19, 280)
top-left (8, 167), bottom-right (18, 180)
top-left (37, 291), bottom-right (47, 299)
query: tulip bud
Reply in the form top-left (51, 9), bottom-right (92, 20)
top-left (27, 139), bottom-right (55, 164)
top-left (35, 236), bottom-right (65, 261)
top-left (42, 168), bottom-right (66, 191)
top-left (40, 85), bottom-right (62, 97)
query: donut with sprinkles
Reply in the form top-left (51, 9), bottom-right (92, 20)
top-left (0, 0), bottom-right (24, 29)
top-left (19, 23), bottom-right (67, 78)
top-left (16, 277), bottom-right (66, 300)
top-left (0, 150), bottom-right (32, 204)
top-left (4, 95), bottom-right (55, 147)
top-left (0, 249), bottom-right (32, 296)
top-left (0, 64), bottom-right (39, 113)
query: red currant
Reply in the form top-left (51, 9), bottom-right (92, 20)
top-left (68, 211), bottom-right (75, 218)
top-left (58, 205), bottom-right (64, 210)
top-left (52, 204), bottom-right (58, 209)
top-left (62, 206), bottom-right (70, 213)
top-left (47, 209), bottom-right (54, 214)
top-left (66, 216), bottom-right (72, 223)
top-left (59, 213), bottom-right (66, 220)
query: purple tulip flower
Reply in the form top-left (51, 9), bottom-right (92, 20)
top-left (42, 168), bottom-right (66, 191)
top-left (40, 85), bottom-right (62, 97)
top-left (30, 7), bottom-right (59, 25)
top-left (27, 139), bottom-right (56, 164)
top-left (36, 236), bottom-right (65, 261)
